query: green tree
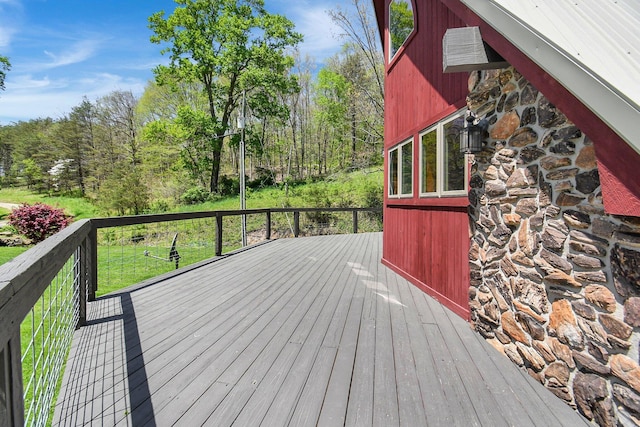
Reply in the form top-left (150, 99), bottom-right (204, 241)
top-left (173, 106), bottom-right (217, 189)
top-left (314, 68), bottom-right (349, 171)
top-left (68, 98), bottom-right (98, 195)
top-left (52, 99), bottom-right (97, 196)
top-left (148, 0), bottom-right (302, 193)
top-left (137, 79), bottom-right (207, 125)
top-left (96, 163), bottom-right (150, 215)
top-left (328, 0), bottom-right (384, 167)
top-left (327, 0), bottom-right (384, 117)
top-left (20, 158), bottom-right (43, 190)
top-left (0, 55), bottom-right (9, 92)
top-left (0, 125), bottom-right (15, 186)
top-left (140, 118), bottom-right (187, 201)
top-left (96, 90), bottom-right (141, 166)
top-left (5, 118), bottom-right (57, 192)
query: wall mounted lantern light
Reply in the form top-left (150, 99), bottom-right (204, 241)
top-left (460, 113), bottom-right (489, 153)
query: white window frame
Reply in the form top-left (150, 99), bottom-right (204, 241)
top-left (419, 109), bottom-right (468, 198)
top-left (388, 138), bottom-right (413, 198)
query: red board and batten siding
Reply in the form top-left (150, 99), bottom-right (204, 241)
top-left (381, 0), bottom-right (472, 319)
top-left (382, 206), bottom-right (472, 319)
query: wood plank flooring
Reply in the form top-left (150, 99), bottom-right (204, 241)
top-left (53, 233), bottom-right (589, 426)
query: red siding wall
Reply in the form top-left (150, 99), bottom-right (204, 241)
top-left (384, 0), bottom-right (468, 143)
top-left (382, 206), bottom-right (471, 319)
top-left (382, 0), bottom-right (471, 319)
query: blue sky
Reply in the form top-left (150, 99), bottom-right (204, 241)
top-left (0, 0), bottom-right (348, 125)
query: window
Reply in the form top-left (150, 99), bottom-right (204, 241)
top-left (389, 0), bottom-right (415, 60)
top-left (389, 139), bottom-right (413, 197)
top-left (420, 110), bottom-right (468, 197)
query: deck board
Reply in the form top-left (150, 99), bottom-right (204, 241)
top-left (54, 233), bottom-right (589, 426)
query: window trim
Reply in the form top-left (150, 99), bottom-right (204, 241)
top-left (419, 109), bottom-right (469, 198)
top-left (388, 138), bottom-right (414, 199)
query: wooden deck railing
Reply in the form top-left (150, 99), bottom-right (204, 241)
top-left (0, 206), bottom-right (381, 426)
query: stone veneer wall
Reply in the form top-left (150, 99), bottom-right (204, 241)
top-left (466, 67), bottom-right (640, 427)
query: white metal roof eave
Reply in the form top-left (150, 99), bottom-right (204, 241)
top-left (459, 0), bottom-right (640, 154)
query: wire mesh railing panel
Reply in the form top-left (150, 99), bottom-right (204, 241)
top-left (270, 209), bottom-right (383, 238)
top-left (299, 210), bottom-right (348, 236)
top-left (269, 211), bottom-right (297, 238)
top-left (97, 218), bottom-right (217, 296)
top-left (20, 248), bottom-right (80, 427)
top-left (353, 210), bottom-right (384, 233)
top-left (219, 213), bottom-right (269, 251)
top-left (245, 213), bottom-right (269, 246)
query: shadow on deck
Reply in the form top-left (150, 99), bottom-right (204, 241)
top-left (54, 233), bottom-right (588, 426)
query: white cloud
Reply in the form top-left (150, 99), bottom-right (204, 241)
top-left (8, 74), bottom-right (56, 90)
top-left (0, 0), bottom-right (22, 49)
top-left (267, 0), bottom-right (343, 61)
top-left (40, 39), bottom-right (101, 69)
top-left (294, 6), bottom-right (343, 60)
top-left (0, 72), bottom-right (147, 124)
top-left (0, 27), bottom-right (16, 49)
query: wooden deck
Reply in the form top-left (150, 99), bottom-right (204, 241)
top-left (53, 233), bottom-right (588, 426)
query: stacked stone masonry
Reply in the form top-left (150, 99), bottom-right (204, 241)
top-left (467, 67), bottom-right (640, 427)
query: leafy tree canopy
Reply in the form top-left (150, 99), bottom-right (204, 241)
top-left (148, 0), bottom-right (303, 193)
top-left (0, 55), bottom-right (10, 91)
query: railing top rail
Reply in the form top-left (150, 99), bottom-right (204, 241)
top-left (91, 207), bottom-right (381, 229)
top-left (90, 209), bottom-right (270, 228)
top-left (270, 207), bottom-right (380, 213)
top-left (0, 219), bottom-right (92, 340)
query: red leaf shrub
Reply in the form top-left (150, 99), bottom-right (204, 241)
top-left (8, 203), bottom-right (71, 243)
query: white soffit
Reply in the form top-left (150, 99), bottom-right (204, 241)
top-left (460, 0), bottom-right (640, 153)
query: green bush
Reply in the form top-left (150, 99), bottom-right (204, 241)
top-left (247, 167), bottom-right (276, 189)
top-left (147, 198), bottom-right (171, 213)
top-left (180, 187), bottom-right (210, 205)
top-left (218, 175), bottom-right (239, 196)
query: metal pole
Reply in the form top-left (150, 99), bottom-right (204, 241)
top-left (240, 90), bottom-right (247, 247)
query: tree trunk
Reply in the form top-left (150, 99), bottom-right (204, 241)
top-left (210, 148), bottom-right (222, 193)
top-left (351, 108), bottom-right (357, 167)
top-left (77, 160), bottom-right (86, 196)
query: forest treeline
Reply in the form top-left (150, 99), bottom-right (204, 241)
top-left (0, 0), bottom-right (383, 215)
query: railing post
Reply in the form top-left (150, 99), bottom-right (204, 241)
top-left (8, 330), bottom-right (24, 426)
top-left (88, 226), bottom-right (97, 301)
top-left (353, 210), bottom-right (359, 234)
top-left (294, 211), bottom-right (300, 238)
top-left (1, 342), bottom-right (12, 426)
top-left (266, 211), bottom-right (271, 240)
top-left (215, 213), bottom-right (223, 256)
top-left (77, 242), bottom-right (86, 329)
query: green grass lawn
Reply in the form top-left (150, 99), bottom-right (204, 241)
top-left (0, 188), bottom-right (100, 219)
top-left (0, 245), bottom-right (29, 264)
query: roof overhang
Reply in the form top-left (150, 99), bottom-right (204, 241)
top-left (457, 0), bottom-right (640, 155)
